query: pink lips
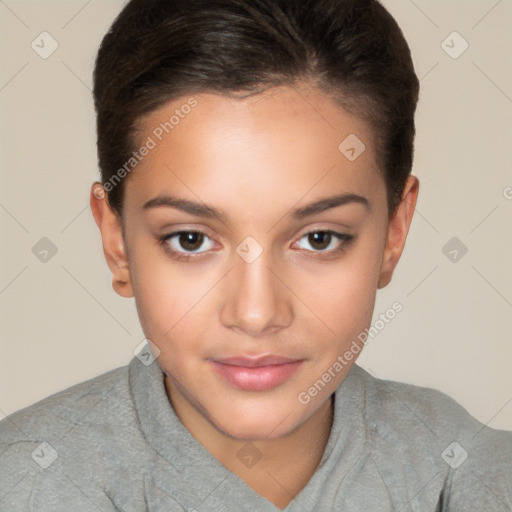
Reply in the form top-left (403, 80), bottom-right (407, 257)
top-left (209, 355), bottom-right (304, 391)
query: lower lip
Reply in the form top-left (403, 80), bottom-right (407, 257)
top-left (210, 360), bottom-right (304, 391)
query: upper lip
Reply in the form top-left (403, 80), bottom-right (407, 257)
top-left (211, 355), bottom-right (303, 367)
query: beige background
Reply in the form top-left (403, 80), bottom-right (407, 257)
top-left (1, 0), bottom-right (511, 430)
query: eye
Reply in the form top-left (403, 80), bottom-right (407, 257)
top-left (294, 230), bottom-right (353, 256)
top-left (158, 229), bottom-right (353, 262)
top-left (159, 230), bottom-right (215, 260)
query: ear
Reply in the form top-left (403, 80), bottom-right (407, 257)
top-left (378, 175), bottom-right (419, 289)
top-left (90, 183), bottom-right (134, 298)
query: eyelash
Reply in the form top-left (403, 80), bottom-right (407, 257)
top-left (157, 229), bottom-right (354, 262)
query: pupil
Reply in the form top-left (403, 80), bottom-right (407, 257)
top-left (310, 232), bottom-right (330, 250)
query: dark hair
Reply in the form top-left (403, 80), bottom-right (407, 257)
top-left (93, 0), bottom-right (419, 218)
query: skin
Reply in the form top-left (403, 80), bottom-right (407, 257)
top-left (90, 83), bottom-right (419, 509)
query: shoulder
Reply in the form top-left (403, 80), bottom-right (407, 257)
top-left (0, 364), bottom-right (130, 444)
top-left (349, 364), bottom-right (508, 442)
top-left (348, 365), bottom-right (512, 508)
top-left (0, 364), bottom-right (132, 510)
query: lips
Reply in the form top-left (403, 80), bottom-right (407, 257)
top-left (213, 355), bottom-right (302, 367)
top-left (209, 354), bottom-right (304, 391)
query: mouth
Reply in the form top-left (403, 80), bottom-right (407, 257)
top-left (209, 354), bottom-right (304, 391)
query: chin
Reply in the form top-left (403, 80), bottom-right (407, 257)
top-left (218, 422), bottom-right (284, 441)
top-left (210, 404), bottom-right (301, 441)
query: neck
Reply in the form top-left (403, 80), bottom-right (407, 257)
top-left (165, 377), bottom-right (335, 509)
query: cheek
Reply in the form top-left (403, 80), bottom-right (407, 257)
top-left (132, 270), bottom-right (207, 378)
top-left (299, 237), bottom-right (384, 337)
top-left (129, 249), bottom-right (199, 342)
top-left (302, 275), bottom-right (377, 361)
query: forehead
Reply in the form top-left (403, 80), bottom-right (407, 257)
top-left (126, 85), bottom-right (385, 220)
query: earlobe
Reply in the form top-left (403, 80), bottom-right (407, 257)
top-left (90, 182), bottom-right (134, 298)
top-left (378, 176), bottom-right (419, 289)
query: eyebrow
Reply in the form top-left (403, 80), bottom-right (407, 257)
top-left (142, 192), bottom-right (370, 221)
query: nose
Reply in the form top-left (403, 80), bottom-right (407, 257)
top-left (220, 250), bottom-right (293, 337)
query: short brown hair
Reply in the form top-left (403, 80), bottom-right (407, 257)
top-left (93, 0), bottom-right (419, 218)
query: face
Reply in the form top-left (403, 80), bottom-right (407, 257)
top-left (91, 84), bottom-right (418, 441)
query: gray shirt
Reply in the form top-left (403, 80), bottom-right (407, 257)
top-left (1, 356), bottom-right (511, 511)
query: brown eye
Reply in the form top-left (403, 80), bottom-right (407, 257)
top-left (308, 231), bottom-right (331, 251)
top-left (294, 230), bottom-right (354, 257)
top-left (177, 231), bottom-right (204, 251)
top-left (159, 230), bottom-right (215, 259)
